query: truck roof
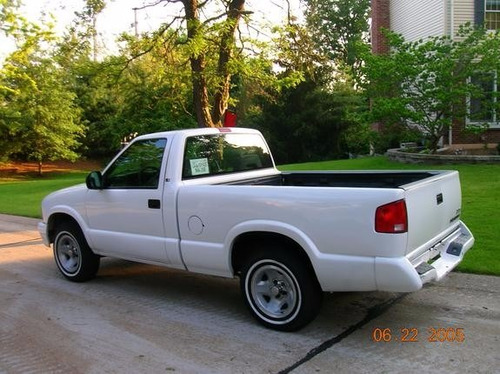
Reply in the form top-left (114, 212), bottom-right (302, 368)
top-left (134, 127), bottom-right (262, 141)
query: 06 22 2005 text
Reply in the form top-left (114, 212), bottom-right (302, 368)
top-left (371, 327), bottom-right (465, 343)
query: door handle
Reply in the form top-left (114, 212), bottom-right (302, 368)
top-left (148, 199), bottom-right (161, 209)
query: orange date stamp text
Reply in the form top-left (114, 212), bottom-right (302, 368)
top-left (371, 327), bottom-right (465, 343)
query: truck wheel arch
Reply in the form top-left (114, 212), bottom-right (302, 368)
top-left (47, 213), bottom-right (88, 245)
top-left (226, 220), bottom-right (321, 273)
top-left (231, 231), bottom-right (318, 284)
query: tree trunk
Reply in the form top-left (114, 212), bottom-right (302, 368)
top-left (211, 0), bottom-right (245, 127)
top-left (183, 0), bottom-right (245, 128)
top-left (184, 0), bottom-right (214, 127)
top-left (190, 57), bottom-right (214, 128)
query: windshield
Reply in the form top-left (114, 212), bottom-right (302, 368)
top-left (182, 133), bottom-right (273, 179)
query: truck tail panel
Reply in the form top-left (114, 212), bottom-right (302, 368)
top-left (403, 171), bottom-right (463, 256)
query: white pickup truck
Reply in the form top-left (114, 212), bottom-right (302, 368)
top-left (39, 127), bottom-right (474, 330)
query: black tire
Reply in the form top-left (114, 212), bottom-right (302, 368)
top-left (240, 246), bottom-right (323, 331)
top-left (53, 222), bottom-right (100, 282)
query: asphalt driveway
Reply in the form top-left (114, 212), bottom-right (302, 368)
top-left (1, 214), bottom-right (499, 373)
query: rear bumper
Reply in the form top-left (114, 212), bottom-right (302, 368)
top-left (374, 221), bottom-right (474, 292)
top-left (314, 221), bottom-right (474, 293)
top-left (413, 221), bottom-right (474, 282)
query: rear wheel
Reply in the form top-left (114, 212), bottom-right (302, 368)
top-left (240, 246), bottom-right (322, 331)
top-left (53, 222), bottom-right (100, 282)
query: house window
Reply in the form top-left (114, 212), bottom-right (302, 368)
top-left (486, 0), bottom-right (500, 29)
top-left (468, 71), bottom-right (499, 128)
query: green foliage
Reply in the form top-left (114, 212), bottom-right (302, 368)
top-left (55, 29), bottom-right (199, 158)
top-left (0, 16), bottom-right (83, 173)
top-left (371, 123), bottom-right (423, 154)
top-left (1, 0), bottom-right (373, 165)
top-left (244, 0), bottom-right (374, 163)
top-left (241, 1), bottom-right (373, 164)
top-left (342, 120), bottom-right (373, 156)
top-left (57, 0), bottom-right (105, 62)
top-left (244, 79), bottom-right (368, 164)
top-left (362, 25), bottom-right (500, 153)
top-left (1, 0), bottom-right (39, 39)
top-left (464, 122), bottom-right (490, 148)
top-left (270, 22), bottom-right (320, 82)
top-left (105, 37), bottom-right (198, 146)
top-left (305, 0), bottom-right (371, 81)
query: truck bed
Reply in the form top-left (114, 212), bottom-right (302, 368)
top-left (217, 169), bottom-right (464, 260)
top-left (224, 171), bottom-right (438, 188)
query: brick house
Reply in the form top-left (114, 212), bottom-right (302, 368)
top-left (371, 0), bottom-right (500, 146)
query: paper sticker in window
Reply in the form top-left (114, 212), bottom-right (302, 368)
top-left (190, 158), bottom-right (210, 176)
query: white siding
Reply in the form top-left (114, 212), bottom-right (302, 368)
top-left (390, 0), bottom-right (447, 42)
top-left (452, 0), bottom-right (475, 38)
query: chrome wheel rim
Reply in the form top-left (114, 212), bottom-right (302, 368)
top-left (55, 232), bottom-right (81, 274)
top-left (248, 260), bottom-right (300, 321)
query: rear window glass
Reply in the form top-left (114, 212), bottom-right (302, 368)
top-left (182, 133), bottom-right (273, 179)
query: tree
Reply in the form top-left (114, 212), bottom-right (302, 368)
top-left (58, 0), bottom-right (106, 63)
top-left (131, 0), bottom-right (305, 128)
top-left (362, 25), bottom-right (500, 152)
top-left (304, 0), bottom-right (370, 82)
top-left (239, 3), bottom-right (372, 163)
top-left (106, 36), bottom-right (197, 146)
top-left (81, 0), bottom-right (106, 61)
top-left (270, 20), bottom-right (323, 83)
top-left (125, 0), bottom-right (246, 128)
top-left (0, 18), bottom-right (83, 174)
top-left (245, 79), bottom-right (366, 164)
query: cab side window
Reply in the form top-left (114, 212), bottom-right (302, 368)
top-left (104, 138), bottom-right (167, 189)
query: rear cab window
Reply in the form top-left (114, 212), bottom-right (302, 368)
top-left (182, 133), bottom-right (273, 180)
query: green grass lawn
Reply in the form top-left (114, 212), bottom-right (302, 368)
top-left (0, 157), bottom-right (498, 275)
top-left (0, 172), bottom-right (88, 218)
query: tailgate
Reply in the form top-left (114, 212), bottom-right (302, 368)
top-left (403, 171), bottom-right (462, 255)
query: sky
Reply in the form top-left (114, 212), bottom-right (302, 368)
top-left (0, 0), bottom-right (303, 61)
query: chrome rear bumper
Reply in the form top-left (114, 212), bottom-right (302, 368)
top-left (412, 221), bottom-right (474, 284)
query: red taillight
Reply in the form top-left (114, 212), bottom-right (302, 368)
top-left (375, 199), bottom-right (408, 233)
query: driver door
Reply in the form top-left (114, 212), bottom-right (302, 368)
top-left (85, 137), bottom-right (170, 263)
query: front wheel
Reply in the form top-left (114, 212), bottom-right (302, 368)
top-left (53, 222), bottom-right (100, 282)
top-left (240, 248), bottom-right (322, 331)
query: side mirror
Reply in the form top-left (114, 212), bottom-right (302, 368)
top-left (86, 171), bottom-right (104, 190)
